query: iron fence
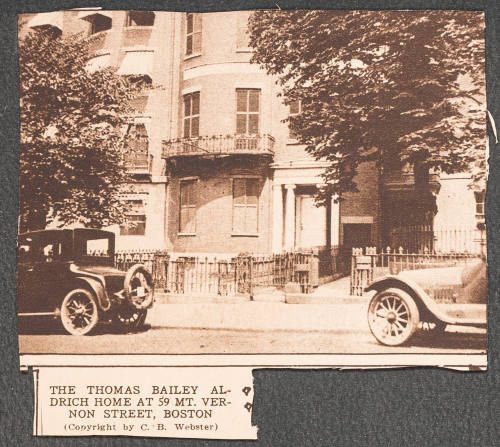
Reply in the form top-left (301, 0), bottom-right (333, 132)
top-left (115, 250), bottom-right (168, 290)
top-left (390, 225), bottom-right (484, 254)
top-left (114, 248), bottom-right (339, 296)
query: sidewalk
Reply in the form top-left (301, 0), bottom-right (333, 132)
top-left (285, 276), bottom-right (361, 304)
top-left (147, 301), bottom-right (368, 332)
top-left (148, 275), bottom-right (370, 332)
top-left (154, 275), bottom-right (365, 305)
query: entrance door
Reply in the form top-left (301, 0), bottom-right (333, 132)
top-left (296, 195), bottom-right (326, 248)
top-left (343, 223), bottom-right (372, 252)
top-left (341, 223), bottom-right (372, 272)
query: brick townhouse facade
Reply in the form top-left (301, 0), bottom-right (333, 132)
top-left (23, 9), bottom-right (486, 256)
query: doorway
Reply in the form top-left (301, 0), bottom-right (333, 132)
top-left (341, 223), bottom-right (372, 272)
top-left (295, 194), bottom-right (327, 249)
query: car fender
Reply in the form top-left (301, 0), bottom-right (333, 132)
top-left (365, 275), bottom-right (475, 326)
top-left (75, 276), bottom-right (111, 312)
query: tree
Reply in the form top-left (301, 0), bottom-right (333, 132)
top-left (19, 28), bottom-right (139, 232)
top-left (249, 11), bottom-right (487, 206)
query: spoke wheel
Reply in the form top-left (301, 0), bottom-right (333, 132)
top-left (114, 305), bottom-right (147, 332)
top-left (60, 289), bottom-right (99, 335)
top-left (124, 264), bottom-right (154, 310)
top-left (368, 288), bottom-right (420, 346)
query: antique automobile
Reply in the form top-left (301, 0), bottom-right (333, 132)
top-left (17, 229), bottom-right (154, 335)
top-left (365, 256), bottom-right (487, 346)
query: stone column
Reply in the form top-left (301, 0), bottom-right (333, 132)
top-left (284, 184), bottom-right (296, 250)
top-left (272, 184), bottom-right (284, 253)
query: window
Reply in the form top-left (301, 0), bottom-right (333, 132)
top-left (183, 92), bottom-right (200, 138)
top-left (288, 100), bottom-right (302, 139)
top-left (236, 12), bottom-right (251, 49)
top-left (186, 13), bottom-right (202, 56)
top-left (85, 238), bottom-right (110, 257)
top-left (233, 178), bottom-right (259, 234)
top-left (124, 123), bottom-right (149, 169)
top-left (180, 180), bottom-right (197, 234)
top-left (90, 14), bottom-right (112, 35)
top-left (126, 11), bottom-right (155, 27)
top-left (236, 89), bottom-right (260, 135)
top-left (18, 243), bottom-right (32, 263)
top-left (474, 191), bottom-right (485, 218)
top-left (41, 242), bottom-right (63, 262)
top-left (120, 200), bottom-right (146, 236)
top-left (125, 123), bottom-right (149, 152)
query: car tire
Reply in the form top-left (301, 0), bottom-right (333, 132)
top-left (60, 288), bottom-right (99, 335)
top-left (124, 264), bottom-right (154, 310)
top-left (114, 305), bottom-right (148, 332)
top-left (368, 288), bottom-right (420, 346)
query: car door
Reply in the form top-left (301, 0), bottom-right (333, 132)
top-left (35, 237), bottom-right (68, 312)
top-left (17, 234), bottom-right (39, 313)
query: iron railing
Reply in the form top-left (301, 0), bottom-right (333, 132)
top-left (114, 248), bottom-right (340, 296)
top-left (162, 134), bottom-right (275, 159)
top-left (390, 225), bottom-right (484, 255)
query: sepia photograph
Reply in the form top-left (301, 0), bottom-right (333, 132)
top-left (17, 8), bottom-right (488, 359)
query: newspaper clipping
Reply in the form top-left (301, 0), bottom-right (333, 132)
top-left (17, 8), bottom-right (488, 439)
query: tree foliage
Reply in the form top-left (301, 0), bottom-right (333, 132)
top-left (249, 10), bottom-right (487, 204)
top-left (19, 29), bottom-right (139, 231)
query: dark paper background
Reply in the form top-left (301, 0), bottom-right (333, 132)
top-left (1, 1), bottom-right (499, 445)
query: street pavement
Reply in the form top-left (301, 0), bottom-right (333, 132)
top-left (18, 300), bottom-right (487, 355)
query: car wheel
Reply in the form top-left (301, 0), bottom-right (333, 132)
top-left (60, 288), bottom-right (99, 335)
top-left (114, 305), bottom-right (147, 332)
top-left (124, 264), bottom-right (154, 310)
top-left (368, 288), bottom-right (420, 346)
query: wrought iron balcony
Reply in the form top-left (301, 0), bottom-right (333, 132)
top-left (162, 134), bottom-right (275, 159)
top-left (383, 171), bottom-right (440, 194)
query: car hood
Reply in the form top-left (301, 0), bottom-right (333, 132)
top-left (397, 259), bottom-right (484, 289)
top-left (71, 264), bottom-right (126, 277)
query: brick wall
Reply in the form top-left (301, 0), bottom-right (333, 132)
top-left (166, 158), bottom-right (272, 253)
top-left (339, 161), bottom-right (381, 246)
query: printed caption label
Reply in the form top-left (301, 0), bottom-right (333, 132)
top-left (34, 367), bottom-right (257, 439)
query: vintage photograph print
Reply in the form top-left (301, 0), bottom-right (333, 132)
top-left (18, 9), bottom-right (488, 358)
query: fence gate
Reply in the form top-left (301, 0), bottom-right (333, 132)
top-left (234, 255), bottom-right (252, 296)
top-left (350, 247), bottom-right (377, 295)
top-left (151, 251), bottom-right (169, 290)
